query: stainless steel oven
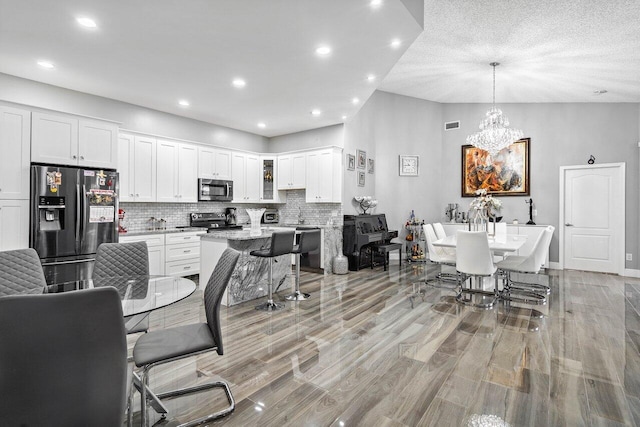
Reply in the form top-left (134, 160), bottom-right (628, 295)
top-left (198, 179), bottom-right (233, 202)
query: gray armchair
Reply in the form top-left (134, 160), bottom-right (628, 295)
top-left (94, 241), bottom-right (150, 334)
top-left (0, 287), bottom-right (128, 426)
top-left (133, 248), bottom-right (240, 426)
top-left (0, 248), bottom-right (47, 296)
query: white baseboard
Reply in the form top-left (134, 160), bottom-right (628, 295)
top-left (624, 268), bottom-right (640, 278)
top-left (548, 262), bottom-right (561, 270)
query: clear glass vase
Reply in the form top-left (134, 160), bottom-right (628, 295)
top-left (246, 208), bottom-right (265, 236)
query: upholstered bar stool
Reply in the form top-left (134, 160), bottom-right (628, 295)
top-left (251, 230), bottom-right (295, 311)
top-left (286, 229), bottom-right (320, 301)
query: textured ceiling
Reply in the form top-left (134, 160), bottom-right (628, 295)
top-left (0, 0), bottom-right (423, 137)
top-left (1, 1), bottom-right (638, 141)
top-left (380, 0), bottom-right (640, 103)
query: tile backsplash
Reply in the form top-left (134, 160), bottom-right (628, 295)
top-left (120, 190), bottom-right (342, 232)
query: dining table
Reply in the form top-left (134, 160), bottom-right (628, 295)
top-left (432, 233), bottom-right (528, 254)
top-left (46, 275), bottom-right (197, 418)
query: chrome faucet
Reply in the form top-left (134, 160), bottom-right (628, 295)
top-left (298, 207), bottom-right (305, 225)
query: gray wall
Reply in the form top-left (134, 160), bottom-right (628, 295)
top-left (267, 124), bottom-right (344, 153)
top-left (344, 90), bottom-right (640, 269)
top-left (344, 90), bottom-right (443, 236)
top-left (442, 102), bottom-right (639, 268)
top-left (0, 73), bottom-right (267, 151)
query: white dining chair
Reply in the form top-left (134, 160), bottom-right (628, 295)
top-left (455, 230), bottom-right (498, 309)
top-left (424, 223), bottom-right (458, 284)
top-left (496, 226), bottom-right (554, 304)
top-left (432, 222), bottom-right (447, 240)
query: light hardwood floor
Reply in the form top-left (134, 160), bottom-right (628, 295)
top-left (127, 263), bottom-right (640, 426)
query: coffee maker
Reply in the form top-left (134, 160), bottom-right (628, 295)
top-left (225, 207), bottom-right (237, 225)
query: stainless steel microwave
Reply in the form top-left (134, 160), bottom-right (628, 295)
top-left (198, 179), bottom-right (233, 202)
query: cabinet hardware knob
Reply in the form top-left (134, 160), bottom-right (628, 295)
top-left (136, 194), bottom-right (139, 197)
top-left (565, 223), bottom-right (574, 227)
top-left (80, 156), bottom-right (84, 160)
top-left (72, 155), bottom-right (77, 159)
top-left (184, 250), bottom-right (191, 253)
top-left (183, 266), bottom-right (191, 269)
top-left (130, 193), bottom-right (134, 197)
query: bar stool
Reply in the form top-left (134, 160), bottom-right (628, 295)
top-left (285, 229), bottom-right (320, 301)
top-left (251, 230), bottom-right (295, 311)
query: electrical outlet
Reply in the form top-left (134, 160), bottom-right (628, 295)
top-left (626, 253), bottom-right (633, 261)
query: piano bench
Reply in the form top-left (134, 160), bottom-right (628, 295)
top-left (370, 242), bottom-right (402, 271)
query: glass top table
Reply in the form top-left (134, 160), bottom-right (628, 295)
top-left (46, 276), bottom-right (197, 317)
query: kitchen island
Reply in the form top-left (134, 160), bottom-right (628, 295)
top-left (200, 228), bottom-right (293, 306)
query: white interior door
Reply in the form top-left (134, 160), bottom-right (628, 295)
top-left (560, 163), bottom-right (624, 274)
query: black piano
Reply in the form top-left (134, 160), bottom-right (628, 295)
top-left (343, 214), bottom-right (399, 271)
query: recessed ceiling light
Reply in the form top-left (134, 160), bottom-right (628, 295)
top-left (352, 97), bottom-right (360, 105)
top-left (370, 0), bottom-right (383, 7)
top-left (342, 115), bottom-right (347, 120)
top-left (315, 46), bottom-right (331, 56)
top-left (257, 122), bottom-right (266, 128)
top-left (76, 17), bottom-right (97, 28)
top-left (311, 109), bottom-right (322, 116)
top-left (390, 39), bottom-right (402, 49)
top-left (367, 74), bottom-right (376, 82)
top-left (593, 89), bottom-right (608, 95)
top-left (232, 78), bottom-right (246, 88)
top-left (37, 60), bottom-right (55, 69)
top-left (178, 99), bottom-right (190, 107)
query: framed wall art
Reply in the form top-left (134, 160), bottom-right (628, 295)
top-left (357, 149), bottom-right (366, 169)
top-left (399, 155), bottom-right (419, 176)
top-left (367, 158), bottom-right (374, 174)
top-left (347, 153), bottom-right (355, 171)
top-left (461, 138), bottom-right (530, 197)
top-left (357, 171), bottom-right (365, 187)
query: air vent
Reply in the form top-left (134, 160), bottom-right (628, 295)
top-left (444, 121), bottom-right (460, 131)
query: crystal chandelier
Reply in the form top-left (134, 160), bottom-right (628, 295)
top-left (466, 62), bottom-right (523, 156)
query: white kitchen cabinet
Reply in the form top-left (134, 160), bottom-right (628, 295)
top-left (306, 148), bottom-right (342, 203)
top-left (32, 112), bottom-right (117, 168)
top-left (198, 146), bottom-right (232, 180)
top-left (78, 119), bottom-right (118, 169)
top-left (260, 156), bottom-right (284, 203)
top-left (156, 140), bottom-right (198, 203)
top-left (277, 152), bottom-right (306, 190)
top-left (165, 231), bottom-right (201, 277)
top-left (118, 134), bottom-right (157, 202)
top-left (232, 152), bottom-right (260, 202)
top-left (118, 233), bottom-right (165, 275)
top-left (0, 106), bottom-right (30, 200)
top-left (0, 199), bottom-right (30, 250)
top-left (120, 231), bottom-right (201, 277)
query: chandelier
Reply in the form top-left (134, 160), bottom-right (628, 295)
top-left (466, 62), bottom-right (523, 156)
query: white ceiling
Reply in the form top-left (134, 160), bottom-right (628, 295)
top-left (0, 0), bottom-right (422, 137)
top-left (380, 0), bottom-right (640, 103)
top-left (1, 1), bottom-right (639, 141)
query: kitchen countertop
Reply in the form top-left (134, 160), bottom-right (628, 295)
top-left (202, 223), bottom-right (342, 241)
top-left (120, 227), bottom-right (208, 237)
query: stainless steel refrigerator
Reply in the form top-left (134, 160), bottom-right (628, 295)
top-left (30, 165), bottom-right (119, 284)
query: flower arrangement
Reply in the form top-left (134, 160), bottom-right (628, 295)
top-left (354, 196), bottom-right (378, 214)
top-left (469, 189), bottom-right (502, 215)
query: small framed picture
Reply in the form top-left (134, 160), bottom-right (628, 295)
top-left (367, 158), bottom-right (374, 174)
top-left (357, 149), bottom-right (366, 169)
top-left (347, 153), bottom-right (355, 171)
top-left (399, 155), bottom-right (419, 176)
top-left (357, 171), bottom-right (365, 187)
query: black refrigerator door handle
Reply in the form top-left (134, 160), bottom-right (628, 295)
top-left (76, 184), bottom-right (81, 253)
